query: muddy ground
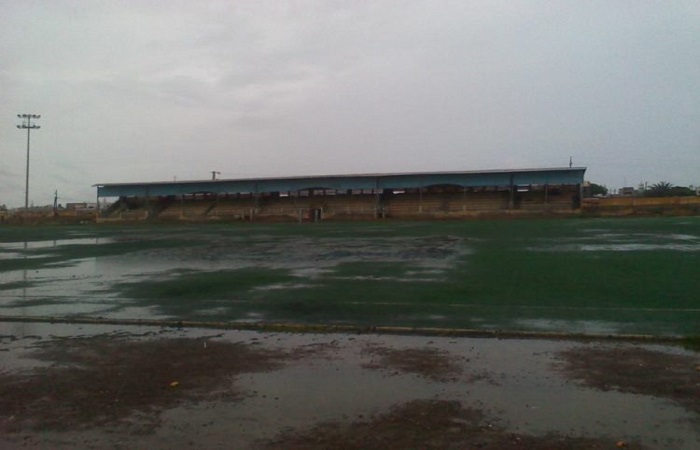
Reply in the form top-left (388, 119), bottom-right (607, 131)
top-left (0, 322), bottom-right (698, 450)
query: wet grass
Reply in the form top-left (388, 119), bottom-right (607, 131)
top-left (119, 268), bottom-right (295, 300)
top-left (1, 217), bottom-right (699, 335)
top-left (467, 242), bottom-right (699, 309)
top-left (682, 336), bottom-right (700, 352)
top-left (115, 268), bottom-right (296, 318)
top-left (328, 262), bottom-right (417, 279)
top-left (6, 297), bottom-right (67, 308)
top-left (0, 256), bottom-right (65, 272)
top-left (0, 280), bottom-right (34, 291)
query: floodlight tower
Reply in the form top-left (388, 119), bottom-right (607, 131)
top-left (17, 114), bottom-right (41, 210)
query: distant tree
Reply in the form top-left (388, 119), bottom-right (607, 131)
top-left (645, 181), bottom-right (675, 197)
top-left (641, 182), bottom-right (697, 197)
top-left (670, 186), bottom-right (696, 197)
top-left (585, 183), bottom-right (608, 197)
top-left (644, 181), bottom-right (695, 197)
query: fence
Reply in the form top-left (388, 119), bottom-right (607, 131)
top-left (582, 196), bottom-right (700, 216)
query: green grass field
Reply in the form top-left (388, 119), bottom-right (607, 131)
top-left (1, 217), bottom-right (698, 336)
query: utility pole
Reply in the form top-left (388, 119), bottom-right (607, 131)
top-left (17, 114), bottom-right (41, 211)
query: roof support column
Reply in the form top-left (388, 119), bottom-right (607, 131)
top-left (145, 187), bottom-right (152, 219)
top-left (252, 182), bottom-right (259, 222)
top-left (508, 174), bottom-right (514, 210)
top-left (577, 182), bottom-right (583, 210)
top-left (419, 187), bottom-right (423, 213)
top-left (462, 186), bottom-right (466, 212)
top-left (374, 177), bottom-right (381, 218)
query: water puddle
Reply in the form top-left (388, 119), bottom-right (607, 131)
top-left (1, 324), bottom-right (697, 449)
top-left (528, 232), bottom-right (700, 252)
top-left (0, 238), bottom-right (113, 251)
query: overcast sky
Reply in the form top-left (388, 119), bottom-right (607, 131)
top-left (2, 1), bottom-right (699, 206)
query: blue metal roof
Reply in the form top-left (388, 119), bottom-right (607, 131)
top-left (95, 167), bottom-right (586, 198)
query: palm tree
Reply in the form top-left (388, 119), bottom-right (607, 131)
top-left (646, 181), bottom-right (674, 197)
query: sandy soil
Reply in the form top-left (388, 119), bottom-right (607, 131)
top-left (0, 322), bottom-right (698, 450)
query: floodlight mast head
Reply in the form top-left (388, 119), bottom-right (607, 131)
top-left (17, 114), bottom-right (40, 129)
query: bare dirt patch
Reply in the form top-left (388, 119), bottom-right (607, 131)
top-left (557, 346), bottom-right (700, 414)
top-left (361, 345), bottom-right (464, 382)
top-left (0, 334), bottom-right (307, 433)
top-left (257, 399), bottom-right (645, 450)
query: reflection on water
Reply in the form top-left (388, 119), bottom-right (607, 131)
top-left (0, 237), bottom-right (111, 251)
top-left (528, 232), bottom-right (700, 252)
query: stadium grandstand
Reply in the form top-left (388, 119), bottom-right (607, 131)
top-left (94, 167), bottom-right (586, 222)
